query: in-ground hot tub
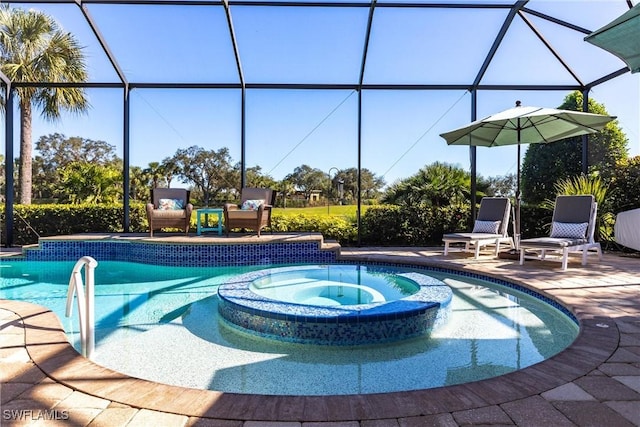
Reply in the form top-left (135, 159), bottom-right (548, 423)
top-left (217, 264), bottom-right (453, 345)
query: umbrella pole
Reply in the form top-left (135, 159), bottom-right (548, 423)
top-left (515, 132), bottom-right (521, 251)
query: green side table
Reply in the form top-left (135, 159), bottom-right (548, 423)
top-left (196, 208), bottom-right (223, 236)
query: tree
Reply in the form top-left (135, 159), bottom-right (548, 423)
top-left (33, 133), bottom-right (118, 200)
top-left (382, 162), bottom-right (483, 207)
top-left (129, 166), bottom-right (149, 201)
top-left (284, 165), bottom-right (326, 202)
top-left (277, 178), bottom-right (296, 208)
top-left (161, 158), bottom-right (180, 188)
top-left (609, 156), bottom-right (640, 214)
top-left (484, 173), bottom-right (516, 198)
top-left (521, 91), bottom-right (628, 205)
top-left (245, 165), bottom-right (278, 191)
top-left (36, 133), bottom-right (117, 166)
top-left (168, 145), bottom-right (236, 206)
top-left (59, 162), bottom-right (122, 204)
top-left (143, 162), bottom-right (164, 189)
top-left (0, 6), bottom-right (89, 204)
top-left (333, 167), bottom-right (385, 203)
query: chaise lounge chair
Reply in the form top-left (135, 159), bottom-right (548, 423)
top-left (519, 194), bottom-right (602, 271)
top-left (224, 187), bottom-right (274, 237)
top-left (146, 188), bottom-right (193, 237)
top-left (442, 197), bottom-right (514, 259)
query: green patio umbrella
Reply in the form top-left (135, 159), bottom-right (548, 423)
top-left (585, 3), bottom-right (640, 73)
top-left (439, 101), bottom-right (615, 250)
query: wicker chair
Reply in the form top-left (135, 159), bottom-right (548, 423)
top-left (223, 188), bottom-right (274, 237)
top-left (146, 188), bottom-right (193, 237)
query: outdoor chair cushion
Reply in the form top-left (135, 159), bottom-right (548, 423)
top-left (472, 220), bottom-right (501, 234)
top-left (227, 209), bottom-right (263, 220)
top-left (549, 221), bottom-right (588, 239)
top-left (152, 209), bottom-right (188, 219)
top-left (158, 198), bottom-right (185, 210)
top-left (241, 199), bottom-right (265, 211)
top-left (518, 236), bottom-right (587, 248)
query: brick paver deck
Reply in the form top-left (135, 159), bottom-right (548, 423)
top-left (1, 239), bottom-right (639, 426)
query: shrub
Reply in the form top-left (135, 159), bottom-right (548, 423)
top-left (359, 205), bottom-right (406, 245)
top-left (360, 204), bottom-right (470, 246)
top-left (609, 156), bottom-right (640, 213)
top-left (270, 213), bottom-right (357, 244)
top-left (519, 205), bottom-right (551, 238)
top-left (2, 202), bottom-right (552, 248)
top-left (1, 203), bottom-right (148, 246)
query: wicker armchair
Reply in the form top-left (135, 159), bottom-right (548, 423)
top-left (146, 188), bottom-right (193, 237)
top-left (223, 188), bottom-right (274, 237)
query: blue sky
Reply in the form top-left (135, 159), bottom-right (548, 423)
top-left (4, 0), bottom-right (639, 187)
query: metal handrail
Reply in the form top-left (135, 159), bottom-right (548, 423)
top-left (65, 256), bottom-right (98, 359)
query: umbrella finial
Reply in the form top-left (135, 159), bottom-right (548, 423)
top-left (515, 100), bottom-right (522, 107)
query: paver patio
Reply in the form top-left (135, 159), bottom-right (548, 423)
top-left (1, 237), bottom-right (639, 426)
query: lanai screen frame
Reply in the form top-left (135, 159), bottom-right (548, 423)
top-left (1, 0), bottom-right (631, 247)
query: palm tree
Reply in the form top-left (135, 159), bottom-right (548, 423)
top-left (279, 179), bottom-right (296, 209)
top-left (129, 166), bottom-right (148, 201)
top-left (0, 6), bottom-right (89, 204)
top-left (382, 162), bottom-right (477, 207)
top-left (143, 162), bottom-right (164, 188)
top-left (161, 158), bottom-right (180, 188)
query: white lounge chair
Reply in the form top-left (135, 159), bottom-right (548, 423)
top-left (443, 197), bottom-right (514, 259)
top-left (519, 195), bottom-right (602, 271)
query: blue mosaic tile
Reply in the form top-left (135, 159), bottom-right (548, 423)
top-left (23, 239), bottom-right (339, 267)
top-left (217, 265), bottom-right (452, 345)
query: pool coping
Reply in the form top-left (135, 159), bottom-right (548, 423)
top-left (1, 254), bottom-right (621, 422)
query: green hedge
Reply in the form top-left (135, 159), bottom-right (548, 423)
top-left (359, 204), bottom-right (470, 246)
top-left (1, 203), bottom-right (553, 247)
top-left (519, 205), bottom-right (553, 238)
top-left (1, 203), bottom-right (148, 246)
top-left (270, 213), bottom-right (358, 244)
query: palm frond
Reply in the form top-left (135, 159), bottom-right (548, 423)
top-left (0, 5), bottom-right (89, 118)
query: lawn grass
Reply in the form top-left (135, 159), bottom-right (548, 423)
top-left (273, 205), bottom-right (365, 218)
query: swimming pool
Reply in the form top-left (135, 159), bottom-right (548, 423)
top-left (0, 257), bottom-right (578, 395)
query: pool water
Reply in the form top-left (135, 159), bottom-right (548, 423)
top-left (0, 260), bottom-right (579, 395)
top-left (291, 283), bottom-right (381, 305)
top-left (250, 265), bottom-right (419, 305)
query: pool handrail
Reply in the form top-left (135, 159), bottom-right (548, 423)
top-left (65, 256), bottom-right (98, 359)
